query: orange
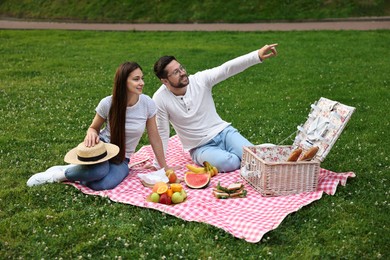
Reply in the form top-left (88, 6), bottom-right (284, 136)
top-left (166, 187), bottom-right (173, 198)
top-left (157, 184), bottom-right (168, 194)
top-left (170, 183), bottom-right (182, 193)
top-left (152, 182), bottom-right (167, 193)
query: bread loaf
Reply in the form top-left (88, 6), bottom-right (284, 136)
top-left (298, 146), bottom-right (319, 161)
top-left (287, 148), bottom-right (303, 162)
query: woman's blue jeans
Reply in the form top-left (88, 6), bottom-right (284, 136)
top-left (189, 125), bottom-right (252, 173)
top-left (65, 158), bottom-right (129, 191)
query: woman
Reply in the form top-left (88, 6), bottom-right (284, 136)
top-left (27, 62), bottom-right (169, 190)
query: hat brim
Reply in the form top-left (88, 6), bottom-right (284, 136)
top-left (64, 143), bottom-right (120, 165)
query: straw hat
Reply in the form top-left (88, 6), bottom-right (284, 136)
top-left (64, 141), bottom-right (119, 165)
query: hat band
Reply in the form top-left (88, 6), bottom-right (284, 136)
top-left (77, 151), bottom-right (108, 162)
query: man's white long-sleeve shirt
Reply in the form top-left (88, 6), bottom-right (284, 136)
top-left (152, 50), bottom-right (262, 153)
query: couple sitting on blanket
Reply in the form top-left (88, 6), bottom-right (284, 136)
top-left (27, 43), bottom-right (278, 191)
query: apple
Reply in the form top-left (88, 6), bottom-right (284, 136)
top-left (171, 192), bottom-right (184, 204)
top-left (180, 189), bottom-right (187, 199)
top-left (150, 192), bottom-right (160, 203)
top-left (159, 193), bottom-right (172, 205)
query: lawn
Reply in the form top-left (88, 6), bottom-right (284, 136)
top-left (0, 29), bottom-right (389, 259)
top-left (0, 0), bottom-right (389, 23)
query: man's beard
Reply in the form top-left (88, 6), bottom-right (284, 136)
top-left (168, 75), bottom-right (189, 89)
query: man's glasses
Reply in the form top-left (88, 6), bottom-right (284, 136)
top-left (167, 65), bottom-right (186, 77)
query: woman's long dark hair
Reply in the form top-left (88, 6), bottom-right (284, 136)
top-left (109, 62), bottom-right (142, 163)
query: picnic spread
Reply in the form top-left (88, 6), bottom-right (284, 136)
top-left (65, 135), bottom-right (355, 243)
top-left (64, 98), bottom-right (356, 243)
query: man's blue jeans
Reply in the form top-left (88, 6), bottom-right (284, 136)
top-left (65, 158), bottom-right (129, 191)
top-left (190, 125), bottom-right (252, 173)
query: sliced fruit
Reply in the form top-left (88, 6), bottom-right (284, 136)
top-left (157, 184), bottom-right (168, 194)
top-left (184, 172), bottom-right (210, 189)
top-left (170, 183), bottom-right (182, 193)
top-left (152, 182), bottom-right (167, 193)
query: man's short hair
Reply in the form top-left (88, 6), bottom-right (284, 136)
top-left (154, 56), bottom-right (177, 79)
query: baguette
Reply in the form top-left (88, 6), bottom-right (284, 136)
top-left (287, 148), bottom-right (303, 162)
top-left (298, 146), bottom-right (319, 161)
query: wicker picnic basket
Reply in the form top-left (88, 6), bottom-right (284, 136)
top-left (240, 97), bottom-right (356, 196)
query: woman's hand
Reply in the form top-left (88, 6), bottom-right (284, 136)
top-left (84, 128), bottom-right (100, 147)
top-left (84, 113), bottom-right (105, 147)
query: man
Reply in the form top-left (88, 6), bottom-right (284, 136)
top-left (153, 44), bottom-right (278, 172)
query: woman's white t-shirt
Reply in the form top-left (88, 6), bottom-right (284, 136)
top-left (96, 94), bottom-right (157, 159)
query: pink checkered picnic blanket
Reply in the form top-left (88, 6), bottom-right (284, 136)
top-left (65, 135), bottom-right (355, 243)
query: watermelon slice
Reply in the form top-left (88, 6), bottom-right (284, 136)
top-left (184, 172), bottom-right (210, 189)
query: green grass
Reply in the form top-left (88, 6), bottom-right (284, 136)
top-left (0, 29), bottom-right (389, 259)
top-left (0, 0), bottom-right (389, 23)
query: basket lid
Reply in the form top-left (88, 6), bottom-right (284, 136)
top-left (292, 97), bottom-right (356, 162)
